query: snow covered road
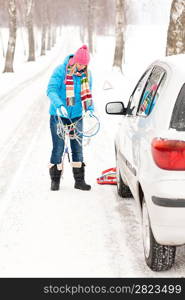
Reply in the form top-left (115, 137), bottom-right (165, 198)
top-left (0, 46), bottom-right (185, 278)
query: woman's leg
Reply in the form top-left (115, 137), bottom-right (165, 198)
top-left (70, 117), bottom-right (83, 162)
top-left (50, 115), bottom-right (65, 165)
top-left (70, 117), bottom-right (91, 190)
top-left (49, 115), bottom-right (65, 190)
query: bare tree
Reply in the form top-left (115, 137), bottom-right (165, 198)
top-left (0, 0), bottom-right (8, 58)
top-left (78, 0), bottom-right (115, 47)
top-left (113, 0), bottom-right (125, 71)
top-left (166, 0), bottom-right (185, 56)
top-left (79, 3), bottom-right (86, 45)
top-left (24, 0), bottom-right (35, 61)
top-left (46, 4), bottom-right (52, 51)
top-left (0, 30), bottom-right (5, 57)
top-left (17, 0), bottom-right (27, 56)
top-left (95, 0), bottom-right (115, 36)
top-left (1, 0), bottom-right (117, 71)
top-left (47, 25), bottom-right (52, 50)
top-left (87, 0), bottom-right (94, 54)
top-left (51, 26), bottom-right (56, 47)
top-left (40, 0), bottom-right (48, 55)
top-left (3, 0), bottom-right (17, 73)
top-left (51, 0), bottom-right (57, 47)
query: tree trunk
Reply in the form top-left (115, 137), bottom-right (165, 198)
top-left (80, 26), bottom-right (85, 43)
top-left (3, 0), bottom-right (17, 73)
top-left (166, 0), bottom-right (185, 56)
top-left (113, 0), bottom-right (125, 71)
top-left (41, 24), bottom-right (47, 55)
top-left (47, 24), bottom-right (52, 50)
top-left (0, 29), bottom-right (5, 58)
top-left (59, 26), bottom-right (62, 36)
top-left (51, 26), bottom-right (56, 47)
top-left (27, 18), bottom-right (35, 61)
top-left (25, 0), bottom-right (35, 61)
top-left (87, 0), bottom-right (93, 54)
top-left (40, 0), bottom-right (48, 55)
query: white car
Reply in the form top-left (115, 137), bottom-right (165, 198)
top-left (106, 54), bottom-right (185, 271)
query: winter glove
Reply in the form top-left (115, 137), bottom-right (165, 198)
top-left (86, 110), bottom-right (94, 117)
top-left (57, 106), bottom-right (68, 118)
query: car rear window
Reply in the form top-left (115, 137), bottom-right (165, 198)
top-left (170, 83), bottom-right (185, 131)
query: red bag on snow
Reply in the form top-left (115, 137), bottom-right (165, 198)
top-left (97, 167), bottom-right (117, 185)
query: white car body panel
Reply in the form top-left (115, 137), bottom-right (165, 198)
top-left (115, 55), bottom-right (185, 245)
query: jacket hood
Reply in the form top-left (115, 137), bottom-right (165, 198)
top-left (62, 54), bottom-right (74, 67)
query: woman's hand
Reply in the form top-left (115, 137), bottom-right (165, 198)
top-left (57, 106), bottom-right (68, 117)
top-left (86, 110), bottom-right (94, 117)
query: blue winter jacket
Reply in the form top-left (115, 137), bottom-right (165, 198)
top-left (47, 54), bottom-right (94, 118)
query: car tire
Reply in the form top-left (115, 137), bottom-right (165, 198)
top-left (117, 170), bottom-right (133, 198)
top-left (142, 198), bottom-right (176, 271)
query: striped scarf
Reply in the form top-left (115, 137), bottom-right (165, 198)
top-left (65, 66), bottom-right (92, 111)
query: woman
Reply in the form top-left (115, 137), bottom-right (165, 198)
top-left (47, 45), bottom-right (94, 191)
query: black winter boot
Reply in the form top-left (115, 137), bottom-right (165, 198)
top-left (72, 162), bottom-right (91, 191)
top-left (49, 164), bottom-right (62, 191)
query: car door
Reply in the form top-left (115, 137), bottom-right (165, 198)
top-left (118, 67), bottom-right (153, 194)
top-left (135, 66), bottom-right (167, 176)
top-left (124, 66), bottom-right (166, 196)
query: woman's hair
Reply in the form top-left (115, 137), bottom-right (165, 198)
top-left (68, 63), bottom-right (88, 79)
top-left (68, 63), bottom-right (77, 76)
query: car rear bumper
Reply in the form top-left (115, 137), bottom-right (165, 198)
top-left (151, 208), bottom-right (185, 245)
top-left (152, 224), bottom-right (185, 245)
top-left (143, 179), bottom-right (185, 245)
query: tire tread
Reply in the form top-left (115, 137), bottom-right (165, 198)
top-left (148, 232), bottom-right (176, 271)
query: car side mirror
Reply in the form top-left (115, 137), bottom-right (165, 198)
top-left (105, 102), bottom-right (126, 115)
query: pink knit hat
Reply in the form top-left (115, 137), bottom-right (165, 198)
top-left (70, 45), bottom-right (90, 66)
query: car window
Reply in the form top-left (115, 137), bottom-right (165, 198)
top-left (170, 83), bottom-right (185, 131)
top-left (126, 68), bottom-right (152, 116)
top-left (137, 66), bottom-right (166, 117)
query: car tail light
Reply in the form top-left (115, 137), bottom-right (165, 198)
top-left (151, 138), bottom-right (185, 170)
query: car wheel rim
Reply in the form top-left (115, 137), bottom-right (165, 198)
top-left (142, 201), bottom-right (150, 259)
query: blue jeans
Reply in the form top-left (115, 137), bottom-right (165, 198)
top-left (50, 115), bottom-right (83, 164)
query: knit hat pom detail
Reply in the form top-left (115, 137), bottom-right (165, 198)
top-left (81, 45), bottom-right (87, 50)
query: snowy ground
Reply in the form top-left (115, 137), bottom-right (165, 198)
top-left (0, 25), bottom-right (185, 278)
